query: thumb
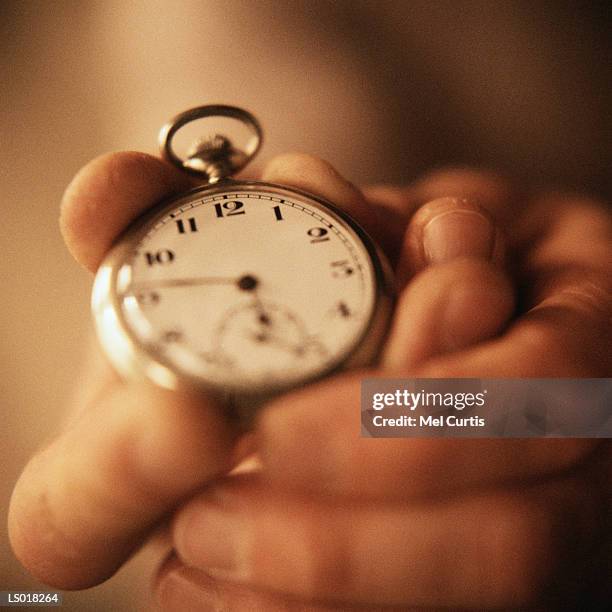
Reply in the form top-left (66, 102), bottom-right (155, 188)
top-left (383, 196), bottom-right (513, 370)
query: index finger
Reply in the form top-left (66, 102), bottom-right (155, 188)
top-left (60, 151), bottom-right (195, 272)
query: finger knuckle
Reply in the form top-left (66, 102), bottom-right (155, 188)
top-left (301, 511), bottom-right (355, 598)
top-left (514, 318), bottom-right (597, 376)
top-left (525, 280), bottom-right (612, 375)
top-left (477, 501), bottom-right (559, 606)
top-left (558, 275), bottom-right (612, 325)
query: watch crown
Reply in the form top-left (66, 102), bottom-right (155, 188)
top-left (187, 134), bottom-right (232, 160)
top-left (183, 134), bottom-right (247, 183)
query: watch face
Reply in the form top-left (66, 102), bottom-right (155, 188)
top-left (94, 182), bottom-right (387, 393)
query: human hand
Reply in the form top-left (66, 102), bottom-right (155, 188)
top-left (8, 150), bottom-right (397, 590)
top-left (8, 153), bottom-right (611, 610)
top-left (162, 165), bottom-right (612, 610)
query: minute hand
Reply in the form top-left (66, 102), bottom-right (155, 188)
top-left (130, 276), bottom-right (238, 290)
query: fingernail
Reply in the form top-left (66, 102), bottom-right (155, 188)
top-left (423, 210), bottom-right (494, 263)
top-left (175, 493), bottom-right (251, 581)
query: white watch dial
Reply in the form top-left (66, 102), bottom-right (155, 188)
top-left (104, 184), bottom-right (380, 392)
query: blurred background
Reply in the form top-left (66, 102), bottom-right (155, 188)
top-left (1, 1), bottom-right (610, 610)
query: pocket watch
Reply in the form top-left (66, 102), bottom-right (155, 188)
top-left (92, 105), bottom-right (394, 425)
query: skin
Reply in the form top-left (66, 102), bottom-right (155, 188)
top-left (8, 152), bottom-right (612, 610)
